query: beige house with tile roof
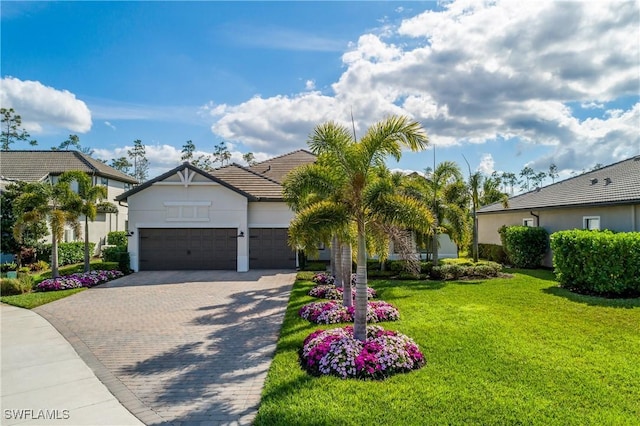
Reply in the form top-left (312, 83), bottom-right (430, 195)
top-left (477, 156), bottom-right (640, 267)
top-left (115, 150), bottom-right (317, 272)
top-left (0, 150), bottom-right (138, 253)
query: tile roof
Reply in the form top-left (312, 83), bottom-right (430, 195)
top-left (0, 150), bottom-right (138, 184)
top-left (478, 156), bottom-right (640, 213)
top-left (247, 149), bottom-right (316, 183)
top-left (116, 149), bottom-right (317, 202)
top-left (211, 165), bottom-right (285, 200)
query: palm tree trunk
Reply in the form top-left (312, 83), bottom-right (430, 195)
top-left (334, 240), bottom-right (343, 288)
top-left (354, 219), bottom-right (368, 342)
top-left (432, 232), bottom-right (439, 266)
top-left (341, 242), bottom-right (352, 308)
top-left (472, 211), bottom-right (479, 263)
top-left (330, 235), bottom-right (338, 276)
top-left (84, 217), bottom-right (90, 273)
top-left (51, 236), bottom-right (60, 279)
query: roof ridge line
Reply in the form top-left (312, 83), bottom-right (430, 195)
top-left (226, 162), bottom-right (283, 185)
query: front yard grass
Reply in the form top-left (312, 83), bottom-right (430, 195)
top-left (255, 269), bottom-right (640, 425)
top-left (1, 288), bottom-right (87, 309)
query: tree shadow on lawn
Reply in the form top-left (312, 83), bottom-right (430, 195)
top-left (542, 285), bottom-right (640, 309)
top-left (119, 284), bottom-right (293, 425)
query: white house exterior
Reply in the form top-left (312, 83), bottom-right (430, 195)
top-left (0, 150), bottom-right (137, 254)
top-left (116, 150), bottom-right (316, 272)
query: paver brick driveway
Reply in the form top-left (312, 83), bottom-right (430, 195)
top-left (34, 270), bottom-right (296, 426)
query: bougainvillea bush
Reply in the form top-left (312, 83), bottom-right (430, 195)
top-left (299, 300), bottom-right (400, 324)
top-left (36, 270), bottom-right (123, 292)
top-left (300, 325), bottom-right (426, 380)
top-left (308, 284), bottom-right (377, 300)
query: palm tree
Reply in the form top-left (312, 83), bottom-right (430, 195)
top-left (13, 179), bottom-right (82, 278)
top-left (59, 171), bottom-right (108, 272)
top-left (468, 171), bottom-right (509, 262)
top-left (408, 161), bottom-right (469, 266)
top-left (284, 115), bottom-right (432, 341)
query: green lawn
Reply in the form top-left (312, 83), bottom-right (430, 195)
top-left (0, 288), bottom-right (86, 309)
top-left (255, 269), bottom-right (640, 425)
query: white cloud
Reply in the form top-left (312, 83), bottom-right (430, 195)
top-left (477, 154), bottom-right (495, 175)
top-left (305, 80), bottom-right (316, 91)
top-left (104, 121), bottom-right (116, 131)
top-left (0, 76), bottom-right (92, 133)
top-left (207, 1), bottom-right (639, 171)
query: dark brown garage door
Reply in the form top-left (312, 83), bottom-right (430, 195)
top-left (249, 228), bottom-right (296, 269)
top-left (139, 228), bottom-right (237, 270)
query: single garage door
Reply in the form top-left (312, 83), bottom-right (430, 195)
top-left (249, 228), bottom-right (296, 269)
top-left (139, 228), bottom-right (237, 270)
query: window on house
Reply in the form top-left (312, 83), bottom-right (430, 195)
top-left (523, 218), bottom-right (535, 227)
top-left (318, 242), bottom-right (326, 250)
top-left (64, 229), bottom-right (75, 242)
top-left (101, 177), bottom-right (108, 186)
top-left (583, 216), bottom-right (600, 230)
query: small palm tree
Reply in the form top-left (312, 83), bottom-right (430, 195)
top-left (59, 171), bottom-right (108, 272)
top-left (13, 180), bottom-right (82, 278)
top-left (284, 115), bottom-right (433, 341)
top-left (468, 171), bottom-right (509, 262)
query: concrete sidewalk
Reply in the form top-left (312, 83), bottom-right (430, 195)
top-left (0, 303), bottom-right (143, 426)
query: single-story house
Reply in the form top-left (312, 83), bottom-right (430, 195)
top-left (115, 149), bottom-right (317, 272)
top-left (477, 156), bottom-right (640, 267)
top-left (0, 150), bottom-right (138, 253)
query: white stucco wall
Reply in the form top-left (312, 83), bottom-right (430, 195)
top-left (248, 202), bottom-right (294, 227)
top-left (126, 170), bottom-right (250, 271)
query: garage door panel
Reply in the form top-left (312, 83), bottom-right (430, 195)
top-left (249, 228), bottom-right (296, 269)
top-left (139, 228), bottom-right (237, 271)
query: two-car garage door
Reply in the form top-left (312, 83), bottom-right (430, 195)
top-left (138, 228), bottom-right (296, 270)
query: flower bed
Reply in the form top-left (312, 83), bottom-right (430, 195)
top-left (312, 272), bottom-right (335, 285)
top-left (308, 284), bottom-right (377, 300)
top-left (300, 325), bottom-right (426, 379)
top-left (36, 270), bottom-right (124, 292)
top-left (299, 300), bottom-right (400, 324)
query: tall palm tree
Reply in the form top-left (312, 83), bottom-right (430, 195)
top-left (284, 115), bottom-right (432, 341)
top-left (59, 171), bottom-right (108, 272)
top-left (13, 179), bottom-right (82, 279)
top-left (408, 161), bottom-right (470, 266)
top-left (468, 171), bottom-right (509, 262)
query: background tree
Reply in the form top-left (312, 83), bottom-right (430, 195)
top-left (59, 171), bottom-right (108, 272)
top-left (192, 155), bottom-right (214, 171)
top-left (519, 166), bottom-right (534, 191)
top-left (110, 157), bottom-right (133, 175)
top-left (13, 179), bottom-right (82, 278)
top-left (1, 182), bottom-right (48, 266)
top-left (409, 161), bottom-right (467, 266)
top-left (284, 115), bottom-right (432, 342)
top-left (501, 172), bottom-right (518, 195)
top-left (532, 171), bottom-right (547, 189)
top-left (1, 107), bottom-right (37, 150)
top-left (212, 142), bottom-right (231, 167)
top-left (54, 134), bottom-right (82, 150)
top-left (242, 152), bottom-right (257, 166)
top-left (181, 140), bottom-right (196, 161)
top-left (127, 139), bottom-right (149, 183)
top-left (548, 163), bottom-right (559, 183)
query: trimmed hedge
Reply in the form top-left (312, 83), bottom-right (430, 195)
top-left (550, 230), bottom-right (640, 297)
top-left (499, 226), bottom-right (548, 268)
top-left (38, 242), bottom-right (96, 266)
top-left (431, 261), bottom-right (502, 280)
top-left (478, 243), bottom-right (508, 264)
top-left (107, 231), bottom-right (128, 248)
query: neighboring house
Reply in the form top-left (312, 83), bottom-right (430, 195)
top-left (115, 149), bottom-right (317, 272)
top-left (0, 150), bottom-right (138, 253)
top-left (477, 156), bottom-right (640, 267)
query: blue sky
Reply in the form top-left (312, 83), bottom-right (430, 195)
top-left (1, 1), bottom-right (639, 184)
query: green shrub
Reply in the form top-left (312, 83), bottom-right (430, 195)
top-left (107, 231), bottom-right (128, 248)
top-left (367, 260), bottom-right (382, 271)
top-left (367, 270), bottom-right (395, 278)
top-left (38, 242), bottom-right (96, 266)
top-left (29, 260), bottom-right (50, 272)
top-left (471, 262), bottom-right (502, 277)
top-left (478, 243), bottom-right (508, 264)
top-left (301, 262), bottom-right (327, 272)
top-left (1, 276), bottom-right (32, 295)
top-left (550, 230), bottom-right (640, 297)
top-left (430, 261), bottom-right (502, 280)
top-left (297, 271), bottom-right (315, 281)
top-left (431, 264), bottom-right (463, 280)
top-left (499, 226), bottom-right (548, 268)
top-left (420, 261), bottom-right (433, 274)
top-left (385, 260), bottom-right (405, 273)
top-left (1, 262), bottom-right (17, 272)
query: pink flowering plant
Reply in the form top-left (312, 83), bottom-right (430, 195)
top-left (312, 272), bottom-right (335, 285)
top-left (36, 270), bottom-right (124, 292)
top-left (299, 300), bottom-right (400, 324)
top-left (300, 325), bottom-right (426, 379)
top-left (308, 284), bottom-right (377, 300)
